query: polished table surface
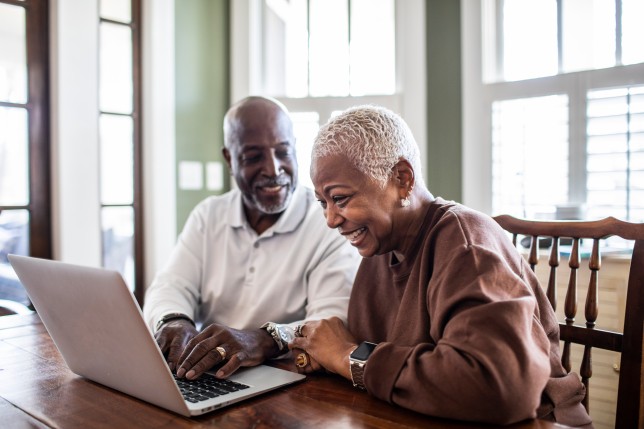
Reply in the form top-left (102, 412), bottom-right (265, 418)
top-left (0, 314), bottom-right (568, 429)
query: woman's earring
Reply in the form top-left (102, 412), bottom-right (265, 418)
top-left (401, 183), bottom-right (413, 207)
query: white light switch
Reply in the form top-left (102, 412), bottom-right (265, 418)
top-left (206, 161), bottom-right (224, 191)
top-left (179, 161), bottom-right (203, 190)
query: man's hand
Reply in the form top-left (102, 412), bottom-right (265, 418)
top-left (175, 323), bottom-right (279, 380)
top-left (155, 319), bottom-right (199, 372)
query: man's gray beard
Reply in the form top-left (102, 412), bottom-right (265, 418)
top-left (254, 186), bottom-right (294, 214)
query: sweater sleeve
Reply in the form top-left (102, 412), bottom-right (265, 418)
top-left (362, 239), bottom-right (552, 424)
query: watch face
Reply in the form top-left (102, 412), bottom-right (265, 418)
top-left (351, 341), bottom-right (377, 361)
top-left (277, 325), bottom-right (296, 343)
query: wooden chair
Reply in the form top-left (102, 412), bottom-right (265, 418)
top-left (493, 215), bottom-right (643, 429)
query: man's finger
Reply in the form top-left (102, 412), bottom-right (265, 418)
top-left (166, 340), bottom-right (186, 372)
top-left (183, 347), bottom-right (226, 379)
top-left (216, 353), bottom-right (243, 378)
top-left (177, 341), bottom-right (224, 379)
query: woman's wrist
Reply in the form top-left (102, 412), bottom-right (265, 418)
top-left (339, 344), bottom-right (358, 380)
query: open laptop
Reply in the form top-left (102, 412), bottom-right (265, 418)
top-left (8, 254), bottom-right (305, 417)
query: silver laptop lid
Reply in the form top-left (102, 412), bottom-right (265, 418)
top-left (9, 255), bottom-right (191, 415)
top-left (8, 255), bottom-right (306, 417)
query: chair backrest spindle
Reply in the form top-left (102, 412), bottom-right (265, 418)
top-left (547, 237), bottom-right (559, 311)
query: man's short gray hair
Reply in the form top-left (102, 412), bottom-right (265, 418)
top-left (312, 105), bottom-right (424, 189)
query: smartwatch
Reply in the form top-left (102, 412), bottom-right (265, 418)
top-left (260, 322), bottom-right (296, 352)
top-left (155, 313), bottom-right (195, 332)
top-left (349, 341), bottom-right (377, 390)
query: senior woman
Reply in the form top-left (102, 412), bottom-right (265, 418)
top-left (290, 105), bottom-right (592, 427)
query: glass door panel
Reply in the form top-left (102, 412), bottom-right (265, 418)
top-left (0, 3), bottom-right (27, 103)
top-left (0, 209), bottom-right (30, 306)
top-left (101, 206), bottom-right (134, 290)
top-left (100, 0), bottom-right (131, 23)
top-left (99, 0), bottom-right (140, 297)
top-left (99, 22), bottom-right (133, 114)
top-left (0, 106), bottom-right (28, 205)
top-left (100, 114), bottom-right (134, 205)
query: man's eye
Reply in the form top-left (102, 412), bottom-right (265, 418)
top-left (241, 154), bottom-right (261, 163)
top-left (317, 200), bottom-right (327, 209)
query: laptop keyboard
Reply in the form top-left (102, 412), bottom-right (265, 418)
top-left (174, 374), bottom-right (251, 403)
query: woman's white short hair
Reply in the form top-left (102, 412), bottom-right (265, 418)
top-left (312, 105), bottom-right (424, 189)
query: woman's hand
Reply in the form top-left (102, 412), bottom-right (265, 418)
top-left (289, 317), bottom-right (358, 380)
top-left (290, 347), bottom-right (323, 374)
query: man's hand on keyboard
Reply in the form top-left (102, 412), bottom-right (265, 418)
top-left (175, 323), bottom-right (279, 380)
top-left (155, 319), bottom-right (199, 372)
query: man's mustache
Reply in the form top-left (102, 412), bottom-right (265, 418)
top-left (255, 176), bottom-right (290, 188)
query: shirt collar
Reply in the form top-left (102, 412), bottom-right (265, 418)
top-left (228, 185), bottom-right (309, 237)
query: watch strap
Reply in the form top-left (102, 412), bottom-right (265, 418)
top-left (350, 359), bottom-right (367, 390)
top-left (155, 313), bottom-right (194, 332)
top-left (260, 322), bottom-right (286, 351)
top-left (349, 342), bottom-right (377, 390)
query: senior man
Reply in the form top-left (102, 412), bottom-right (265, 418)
top-left (144, 96), bottom-right (359, 380)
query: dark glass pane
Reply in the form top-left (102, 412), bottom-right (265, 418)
top-left (101, 206), bottom-right (134, 291)
top-left (0, 209), bottom-right (30, 308)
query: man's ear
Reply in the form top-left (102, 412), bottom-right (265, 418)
top-left (222, 147), bottom-right (232, 171)
top-left (394, 159), bottom-right (415, 197)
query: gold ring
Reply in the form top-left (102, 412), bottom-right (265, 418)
top-left (295, 352), bottom-right (308, 368)
top-left (215, 346), bottom-right (227, 360)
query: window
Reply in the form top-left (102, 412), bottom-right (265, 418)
top-left (98, 0), bottom-right (143, 302)
top-left (492, 95), bottom-right (569, 217)
top-left (0, 0), bottom-right (51, 311)
top-left (586, 86), bottom-right (644, 222)
top-left (263, 0), bottom-right (395, 98)
top-left (263, 0), bottom-right (397, 188)
top-left (234, 0), bottom-right (424, 189)
top-left (469, 0), bottom-right (644, 225)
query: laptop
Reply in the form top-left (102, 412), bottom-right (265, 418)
top-left (8, 254), bottom-right (305, 417)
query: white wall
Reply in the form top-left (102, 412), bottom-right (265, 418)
top-left (50, 0), bottom-right (177, 286)
top-left (50, 0), bottom-right (102, 266)
top-left (142, 0), bottom-right (177, 286)
top-left (461, 0), bottom-right (491, 213)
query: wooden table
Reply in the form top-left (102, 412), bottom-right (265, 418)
top-left (0, 314), bottom-right (567, 429)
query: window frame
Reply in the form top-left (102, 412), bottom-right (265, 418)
top-left (98, 0), bottom-right (144, 305)
top-left (0, 0), bottom-right (52, 260)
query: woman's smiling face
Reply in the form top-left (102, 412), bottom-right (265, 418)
top-left (312, 154), bottom-right (401, 257)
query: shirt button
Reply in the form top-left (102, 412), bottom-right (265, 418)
top-left (249, 267), bottom-right (255, 273)
top-left (254, 242), bottom-right (259, 248)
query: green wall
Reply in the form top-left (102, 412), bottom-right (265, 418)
top-left (426, 0), bottom-right (462, 202)
top-left (173, 0), bottom-right (463, 230)
top-left (175, 0), bottom-right (230, 232)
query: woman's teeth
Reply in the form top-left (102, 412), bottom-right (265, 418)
top-left (348, 227), bottom-right (366, 242)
